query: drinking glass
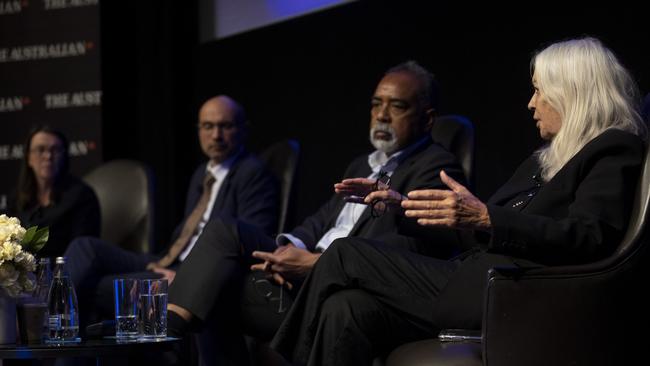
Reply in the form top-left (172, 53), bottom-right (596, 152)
top-left (113, 278), bottom-right (139, 340)
top-left (139, 279), bottom-right (168, 339)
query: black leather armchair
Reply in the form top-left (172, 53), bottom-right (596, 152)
top-left (260, 139), bottom-right (300, 234)
top-left (431, 115), bottom-right (475, 188)
top-left (82, 159), bottom-right (155, 254)
top-left (642, 93), bottom-right (650, 123)
top-left (386, 142), bottom-right (650, 366)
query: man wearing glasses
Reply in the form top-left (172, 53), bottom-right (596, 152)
top-left (167, 61), bottom-right (467, 365)
top-left (64, 95), bottom-right (280, 329)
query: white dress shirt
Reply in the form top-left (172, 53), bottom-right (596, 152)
top-left (178, 150), bottom-right (240, 261)
top-left (277, 137), bottom-right (428, 252)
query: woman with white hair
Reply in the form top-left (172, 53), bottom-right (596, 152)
top-left (269, 37), bottom-right (648, 366)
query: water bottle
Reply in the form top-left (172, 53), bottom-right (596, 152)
top-left (46, 256), bottom-right (80, 343)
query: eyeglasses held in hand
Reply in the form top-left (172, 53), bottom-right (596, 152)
top-left (252, 274), bottom-right (287, 314)
top-left (370, 171), bottom-right (391, 218)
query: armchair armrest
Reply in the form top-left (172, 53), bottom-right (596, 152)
top-left (482, 264), bottom-right (642, 366)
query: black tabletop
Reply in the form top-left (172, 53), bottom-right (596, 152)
top-left (0, 337), bottom-right (180, 359)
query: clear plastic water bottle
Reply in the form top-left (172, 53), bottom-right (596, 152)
top-left (46, 256), bottom-right (80, 343)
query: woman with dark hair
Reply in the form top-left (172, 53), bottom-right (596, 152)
top-left (4, 126), bottom-right (100, 257)
top-left (269, 37), bottom-right (647, 365)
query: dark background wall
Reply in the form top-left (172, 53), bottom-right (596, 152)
top-left (99, 1), bottom-right (650, 252)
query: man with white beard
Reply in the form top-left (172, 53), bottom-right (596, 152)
top-left (165, 61), bottom-right (466, 366)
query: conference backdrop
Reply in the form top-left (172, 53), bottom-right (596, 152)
top-left (0, 0), bottom-right (102, 211)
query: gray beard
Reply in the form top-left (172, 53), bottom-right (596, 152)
top-left (369, 122), bottom-right (398, 154)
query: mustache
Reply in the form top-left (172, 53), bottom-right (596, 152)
top-left (371, 122), bottom-right (395, 135)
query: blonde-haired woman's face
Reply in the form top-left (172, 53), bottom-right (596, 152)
top-left (528, 76), bottom-right (562, 140)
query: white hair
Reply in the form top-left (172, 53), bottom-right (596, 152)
top-left (533, 37), bottom-right (646, 181)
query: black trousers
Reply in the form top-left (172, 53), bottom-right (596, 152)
top-left (169, 217), bottom-right (297, 366)
top-left (270, 237), bottom-right (523, 366)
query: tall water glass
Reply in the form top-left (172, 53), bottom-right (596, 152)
top-left (139, 279), bottom-right (168, 339)
top-left (113, 279), bottom-right (139, 340)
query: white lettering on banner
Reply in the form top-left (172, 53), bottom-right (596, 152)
top-left (0, 42), bottom-right (91, 63)
top-left (0, 96), bottom-right (24, 112)
top-left (69, 140), bottom-right (89, 156)
top-left (10, 144), bottom-right (22, 159)
top-left (0, 140), bottom-right (95, 160)
top-left (43, 0), bottom-right (98, 10)
top-left (44, 91), bottom-right (101, 109)
top-left (0, 0), bottom-right (21, 15)
top-left (0, 145), bottom-right (8, 159)
top-left (0, 144), bottom-right (22, 159)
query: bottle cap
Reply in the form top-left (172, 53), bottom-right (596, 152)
top-left (55, 256), bottom-right (66, 264)
top-left (39, 257), bottom-right (50, 264)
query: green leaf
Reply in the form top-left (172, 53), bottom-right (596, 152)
top-left (21, 226), bottom-right (49, 253)
top-left (22, 226), bottom-right (37, 245)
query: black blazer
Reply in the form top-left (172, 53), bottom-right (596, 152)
top-left (434, 129), bottom-right (645, 329)
top-left (169, 150), bottom-right (279, 246)
top-left (290, 138), bottom-right (466, 258)
top-left (485, 128), bottom-right (644, 265)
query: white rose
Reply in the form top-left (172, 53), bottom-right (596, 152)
top-left (15, 251), bottom-right (36, 272)
top-left (0, 227), bottom-right (10, 244)
top-left (0, 217), bottom-right (26, 243)
top-left (0, 241), bottom-right (22, 261)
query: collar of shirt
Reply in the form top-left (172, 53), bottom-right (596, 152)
top-left (367, 135), bottom-right (429, 176)
top-left (206, 147), bottom-right (242, 180)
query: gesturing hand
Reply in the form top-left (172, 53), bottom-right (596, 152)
top-left (401, 170), bottom-right (491, 231)
top-left (334, 178), bottom-right (379, 204)
top-left (251, 244), bottom-right (321, 281)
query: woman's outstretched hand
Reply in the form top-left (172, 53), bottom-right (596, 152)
top-left (401, 170), bottom-right (491, 231)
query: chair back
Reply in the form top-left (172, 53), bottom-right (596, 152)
top-left (611, 142), bottom-right (650, 259)
top-left (83, 159), bottom-right (155, 253)
top-left (260, 139), bottom-right (300, 234)
top-left (431, 115), bottom-right (475, 187)
top-left (642, 92), bottom-right (650, 123)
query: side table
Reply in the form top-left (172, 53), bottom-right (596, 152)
top-left (0, 337), bottom-right (180, 365)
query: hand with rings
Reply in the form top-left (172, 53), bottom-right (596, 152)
top-left (401, 170), bottom-right (492, 231)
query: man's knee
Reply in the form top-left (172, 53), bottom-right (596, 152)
top-left (65, 236), bottom-right (102, 259)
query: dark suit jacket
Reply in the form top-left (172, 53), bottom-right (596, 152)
top-left (290, 138), bottom-right (466, 258)
top-left (169, 150), bottom-right (279, 246)
top-left (434, 129), bottom-right (645, 329)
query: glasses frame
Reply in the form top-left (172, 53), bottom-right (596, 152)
top-left (30, 145), bottom-right (65, 157)
top-left (370, 171), bottom-right (392, 218)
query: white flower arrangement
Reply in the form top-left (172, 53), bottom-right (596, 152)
top-left (0, 214), bottom-right (48, 298)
